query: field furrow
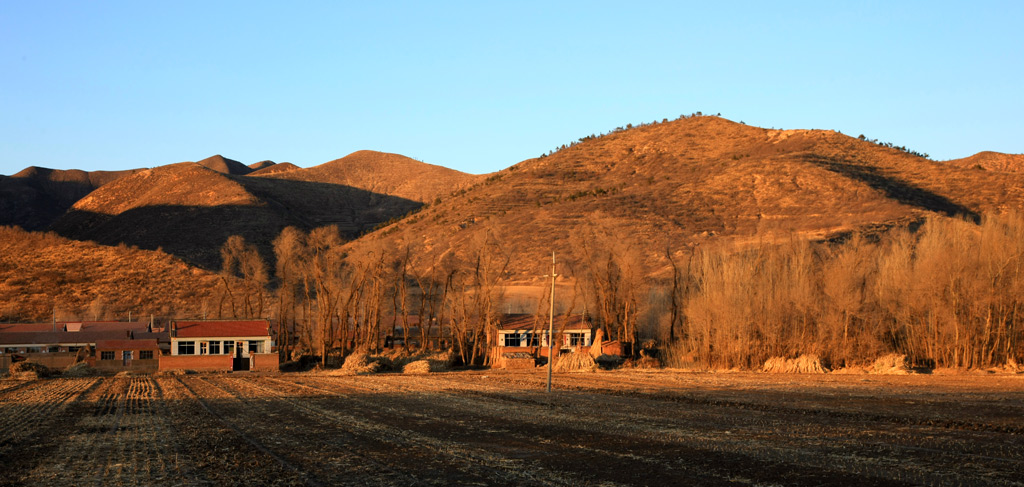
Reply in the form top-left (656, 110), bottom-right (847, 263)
top-left (0, 370), bottom-right (1021, 486)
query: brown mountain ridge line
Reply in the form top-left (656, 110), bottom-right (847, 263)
top-left (344, 116), bottom-right (1024, 278)
top-left (47, 152), bottom-right (479, 269)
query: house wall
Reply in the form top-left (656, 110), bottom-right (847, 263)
top-left (91, 358), bottom-right (160, 373)
top-left (492, 345), bottom-right (592, 359)
top-left (170, 337), bottom-right (272, 356)
top-left (159, 354), bottom-right (232, 371)
top-left (250, 353), bottom-right (279, 372)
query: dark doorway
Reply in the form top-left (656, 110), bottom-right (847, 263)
top-left (232, 342), bottom-right (250, 371)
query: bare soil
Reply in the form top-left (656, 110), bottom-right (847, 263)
top-left (1, 370), bottom-right (1021, 486)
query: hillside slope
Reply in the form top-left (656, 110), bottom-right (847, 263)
top-left (348, 116), bottom-right (1024, 278)
top-left (944, 151), bottom-right (1024, 173)
top-left (255, 150), bottom-right (481, 203)
top-left (195, 154), bottom-right (253, 175)
top-left (0, 226), bottom-right (223, 322)
top-left (50, 160), bottom-right (422, 268)
top-left (0, 166), bottom-right (140, 230)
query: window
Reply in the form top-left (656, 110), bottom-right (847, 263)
top-left (503, 333), bottom-right (541, 347)
top-left (48, 346), bottom-right (60, 353)
top-left (27, 347), bottom-right (42, 353)
top-left (177, 341), bottom-right (195, 355)
top-left (140, 350), bottom-right (154, 360)
top-left (502, 333), bottom-right (521, 347)
top-left (566, 332), bottom-right (588, 346)
top-left (200, 342), bottom-right (208, 355)
top-left (209, 341), bottom-right (221, 355)
top-left (122, 351), bottom-right (133, 361)
top-left (69, 346), bottom-right (82, 352)
top-left (100, 351), bottom-right (115, 360)
top-left (223, 341), bottom-right (235, 356)
top-left (248, 341), bottom-right (262, 354)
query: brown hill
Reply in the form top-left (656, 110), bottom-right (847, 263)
top-left (0, 166), bottom-right (141, 230)
top-left (0, 226), bottom-right (223, 322)
top-left (50, 161), bottom-right (422, 268)
top-left (944, 151), bottom-right (1024, 173)
top-left (195, 154), bottom-right (252, 175)
top-left (250, 162), bottom-right (300, 176)
top-left (348, 116), bottom-right (1024, 278)
top-left (256, 150), bottom-right (481, 203)
top-left (248, 160), bottom-right (276, 171)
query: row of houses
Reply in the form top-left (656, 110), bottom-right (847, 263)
top-left (2, 314), bottom-right (623, 373)
top-left (0, 320), bottom-right (278, 373)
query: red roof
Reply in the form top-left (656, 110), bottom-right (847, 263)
top-left (0, 330), bottom-right (132, 346)
top-left (95, 339), bottom-right (159, 350)
top-left (498, 314), bottom-right (593, 331)
top-left (172, 320), bottom-right (270, 338)
top-left (0, 323), bottom-right (60, 333)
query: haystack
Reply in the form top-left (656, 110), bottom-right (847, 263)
top-left (401, 352), bottom-right (453, 374)
top-left (341, 352), bottom-right (381, 374)
top-left (761, 354), bottom-right (829, 374)
top-left (589, 329), bottom-right (604, 359)
top-left (9, 361), bottom-right (54, 379)
top-left (402, 360), bottom-right (432, 374)
top-left (63, 362), bottom-right (98, 377)
top-left (554, 352), bottom-right (597, 373)
top-left (871, 354), bottom-right (911, 375)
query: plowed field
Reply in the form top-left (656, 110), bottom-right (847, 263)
top-left (1, 370), bottom-right (1022, 486)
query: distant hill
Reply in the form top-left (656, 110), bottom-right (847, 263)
top-left (195, 154), bottom-right (252, 175)
top-left (944, 151), bottom-right (1024, 173)
top-left (255, 150), bottom-right (481, 203)
top-left (248, 160), bottom-right (276, 171)
top-left (0, 166), bottom-right (140, 230)
top-left (347, 116), bottom-right (1024, 278)
top-left (250, 162), bottom-right (299, 176)
top-left (50, 158), bottom-right (427, 268)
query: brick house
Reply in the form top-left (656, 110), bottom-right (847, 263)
top-left (93, 339), bottom-right (161, 373)
top-left (493, 314), bottom-right (595, 368)
top-left (163, 320), bottom-right (278, 372)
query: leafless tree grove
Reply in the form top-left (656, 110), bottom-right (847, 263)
top-left (230, 213), bottom-right (1024, 369)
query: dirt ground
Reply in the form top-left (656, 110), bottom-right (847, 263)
top-left (1, 370), bottom-right (1022, 486)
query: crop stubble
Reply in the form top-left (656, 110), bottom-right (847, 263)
top-left (0, 370), bottom-right (1021, 486)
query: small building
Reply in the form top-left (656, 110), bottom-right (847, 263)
top-left (93, 339), bottom-right (161, 373)
top-left (163, 320), bottom-right (278, 372)
top-left (0, 321), bottom-right (153, 371)
top-left (493, 314), bottom-right (595, 368)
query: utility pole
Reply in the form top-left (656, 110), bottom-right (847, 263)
top-left (547, 251), bottom-right (557, 393)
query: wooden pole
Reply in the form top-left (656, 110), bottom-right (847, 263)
top-left (547, 252), bottom-right (557, 393)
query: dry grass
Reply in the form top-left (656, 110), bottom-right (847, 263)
top-left (9, 361), bottom-right (55, 379)
top-left (339, 352), bottom-right (382, 375)
top-left (762, 355), bottom-right (830, 374)
top-left (0, 226), bottom-right (225, 322)
top-left (62, 362), bottom-right (98, 377)
top-left (871, 354), bottom-right (912, 375)
top-left (554, 352), bottom-right (597, 373)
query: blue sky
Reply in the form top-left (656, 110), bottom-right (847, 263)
top-left (2, 1), bottom-right (1022, 175)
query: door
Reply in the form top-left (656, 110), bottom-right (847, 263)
top-left (122, 350), bottom-right (133, 367)
top-left (232, 341), bottom-right (250, 371)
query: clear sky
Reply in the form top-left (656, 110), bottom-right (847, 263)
top-left (2, 1), bottom-right (1022, 175)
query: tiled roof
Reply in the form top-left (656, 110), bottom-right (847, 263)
top-left (172, 320), bottom-right (270, 338)
top-left (0, 330), bottom-right (133, 346)
top-left (95, 339), bottom-right (159, 350)
top-left (0, 321), bottom-right (148, 333)
top-left (0, 323), bottom-right (60, 333)
top-left (497, 314), bottom-right (593, 331)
